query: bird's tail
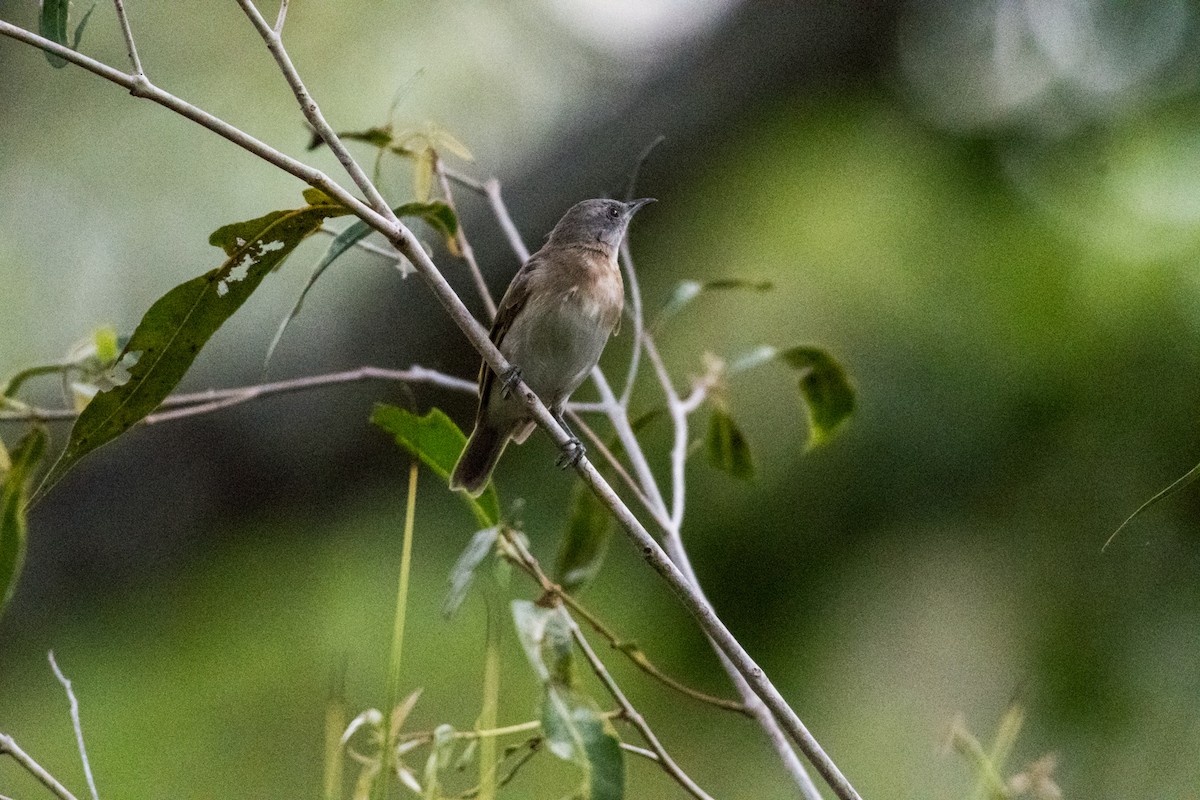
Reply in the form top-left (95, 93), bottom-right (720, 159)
top-left (450, 422), bottom-right (509, 497)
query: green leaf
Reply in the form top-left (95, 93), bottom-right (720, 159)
top-left (1, 428), bottom-right (48, 617)
top-left (39, 0), bottom-right (69, 67)
top-left (554, 482), bottom-right (613, 594)
top-left (1104, 459), bottom-right (1200, 551)
top-left (29, 191), bottom-right (348, 507)
top-left (706, 404), bottom-right (755, 480)
top-left (443, 526), bottom-right (500, 619)
top-left (541, 685), bottom-right (624, 800)
top-left (779, 346), bottom-right (855, 448)
top-left (71, 1), bottom-right (98, 50)
top-left (341, 127), bottom-right (396, 149)
top-left (396, 201), bottom-right (458, 252)
top-left (370, 404), bottom-right (500, 527)
top-left (655, 278), bottom-right (773, 328)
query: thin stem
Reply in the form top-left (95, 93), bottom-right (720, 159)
top-left (48, 653), bottom-right (98, 800)
top-left (643, 337), bottom-right (688, 528)
top-left (273, 0), bottom-right (289, 33)
top-left (618, 239), bottom-right (645, 409)
top-left (505, 534), bottom-right (717, 800)
top-left (484, 179), bottom-right (530, 263)
top-left (436, 156), bottom-right (497, 321)
top-left (0, 366), bottom-right (476, 423)
top-left (617, 136), bottom-right (664, 408)
top-left (619, 742), bottom-right (661, 762)
top-left (0, 734), bottom-right (81, 800)
top-left (111, 0), bottom-right (143, 78)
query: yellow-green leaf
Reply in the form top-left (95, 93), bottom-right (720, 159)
top-left (779, 346), bottom-right (856, 448)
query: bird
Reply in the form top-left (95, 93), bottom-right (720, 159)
top-left (450, 197), bottom-right (655, 497)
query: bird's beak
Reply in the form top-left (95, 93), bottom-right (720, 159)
top-left (626, 197), bottom-right (656, 217)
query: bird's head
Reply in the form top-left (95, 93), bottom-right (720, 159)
top-left (547, 197), bottom-right (655, 250)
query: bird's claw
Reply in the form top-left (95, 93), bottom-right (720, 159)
top-left (500, 366), bottom-right (523, 399)
top-left (556, 438), bottom-right (585, 469)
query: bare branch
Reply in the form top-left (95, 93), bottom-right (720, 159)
top-left (436, 156), bottom-right (497, 321)
top-left (484, 179), bottom-right (530, 262)
top-left (273, 0), bottom-right (290, 34)
top-left (48, 653), bottom-right (99, 800)
top-left (0, 734), bottom-right (81, 800)
top-left (619, 742), bottom-right (661, 762)
top-left (111, 0), bottom-right (144, 78)
top-left (0, 366), bottom-right (476, 423)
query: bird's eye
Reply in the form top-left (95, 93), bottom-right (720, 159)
top-left (608, 207), bottom-right (620, 219)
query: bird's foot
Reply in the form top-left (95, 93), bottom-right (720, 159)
top-left (500, 365), bottom-right (523, 399)
top-left (556, 437), bottom-right (585, 469)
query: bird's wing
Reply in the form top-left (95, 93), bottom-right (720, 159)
top-left (475, 256), bottom-right (539, 417)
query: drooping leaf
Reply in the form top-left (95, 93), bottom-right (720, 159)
top-left (1104, 459), bottom-right (1200, 551)
top-left (541, 685), bottom-right (624, 800)
top-left (265, 203), bottom-right (452, 370)
top-left (443, 526), bottom-right (500, 619)
top-left (655, 278), bottom-right (773, 329)
top-left (29, 190), bottom-right (348, 506)
top-left (0, 428), bottom-right (47, 618)
top-left (511, 599), bottom-right (554, 683)
top-left (370, 404), bottom-right (500, 528)
top-left (423, 723), bottom-right (456, 800)
top-left (554, 482), bottom-right (613, 594)
top-left (39, 0), bottom-right (69, 67)
top-left (706, 404), bottom-right (755, 480)
top-left (779, 346), bottom-right (855, 448)
top-left (340, 127), bottom-right (396, 149)
top-left (71, 1), bottom-right (98, 50)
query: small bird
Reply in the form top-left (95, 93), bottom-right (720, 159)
top-left (450, 197), bottom-right (655, 497)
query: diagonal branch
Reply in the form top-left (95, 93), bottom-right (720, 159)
top-left (436, 156), bottom-right (497, 321)
top-left (111, 0), bottom-right (143, 78)
top-left (0, 734), bottom-right (81, 800)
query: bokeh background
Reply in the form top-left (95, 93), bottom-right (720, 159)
top-left (3, 0), bottom-right (1200, 797)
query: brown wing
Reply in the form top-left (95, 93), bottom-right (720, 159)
top-left (474, 256), bottom-right (539, 422)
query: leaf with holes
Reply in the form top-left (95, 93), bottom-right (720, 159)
top-left (371, 404), bottom-right (500, 528)
top-left (1, 428), bottom-right (47, 617)
top-left (29, 189), bottom-right (348, 506)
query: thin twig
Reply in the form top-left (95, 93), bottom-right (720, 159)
top-left (505, 533), bottom-right (717, 800)
top-left (619, 742), bottom-right (661, 762)
top-left (111, 0), bottom-right (143, 78)
top-left (1, 20), bottom-right (861, 800)
top-left (484, 179), bottom-right (530, 263)
top-left (0, 366), bottom-right (476, 423)
top-left (617, 136), bottom-right (664, 409)
top-left (0, 734), bottom-right (81, 800)
top-left (441, 166), bottom-right (487, 195)
top-left (48, 653), bottom-right (99, 800)
top-left (436, 156), bottom-right (497, 321)
top-left (273, 0), bottom-right (289, 34)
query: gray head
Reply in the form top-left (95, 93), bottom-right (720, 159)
top-left (547, 198), bottom-right (655, 250)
